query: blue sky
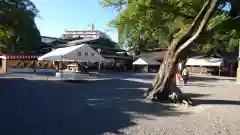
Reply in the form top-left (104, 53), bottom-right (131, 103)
top-left (33, 0), bottom-right (118, 42)
top-left (222, 2), bottom-right (231, 11)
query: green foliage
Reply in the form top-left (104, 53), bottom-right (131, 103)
top-left (0, 0), bottom-right (41, 52)
top-left (197, 8), bottom-right (240, 53)
top-left (101, 0), bottom-right (206, 52)
top-left (101, 0), bottom-right (240, 54)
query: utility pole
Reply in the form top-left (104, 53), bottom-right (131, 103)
top-left (236, 39), bottom-right (240, 83)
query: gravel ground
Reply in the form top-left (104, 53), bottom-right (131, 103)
top-left (0, 73), bottom-right (239, 135)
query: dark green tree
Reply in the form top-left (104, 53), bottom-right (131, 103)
top-left (0, 0), bottom-right (41, 52)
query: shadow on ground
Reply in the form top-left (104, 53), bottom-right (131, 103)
top-left (0, 77), bottom-right (190, 135)
top-left (0, 75), bottom-right (239, 134)
top-left (188, 76), bottom-right (236, 82)
top-left (193, 99), bottom-right (240, 106)
top-left (180, 83), bottom-right (223, 87)
top-left (94, 73), bottom-right (156, 80)
top-left (182, 93), bottom-right (211, 98)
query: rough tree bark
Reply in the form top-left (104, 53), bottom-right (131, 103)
top-left (146, 0), bottom-right (218, 102)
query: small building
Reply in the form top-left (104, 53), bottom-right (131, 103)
top-left (0, 52), bottom-right (39, 73)
top-left (138, 50), bottom-right (167, 62)
top-left (48, 37), bottom-right (133, 69)
top-left (132, 57), bottom-right (160, 72)
top-left (61, 24), bottom-right (111, 39)
top-left (186, 52), bottom-right (238, 77)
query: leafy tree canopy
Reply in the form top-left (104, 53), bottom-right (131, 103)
top-left (0, 0), bottom-right (41, 52)
top-left (101, 0), bottom-right (240, 54)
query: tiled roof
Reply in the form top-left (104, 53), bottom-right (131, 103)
top-left (139, 51), bottom-right (167, 60)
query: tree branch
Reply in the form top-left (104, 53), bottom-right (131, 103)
top-left (173, 0), bottom-right (218, 59)
top-left (169, 0), bottom-right (211, 52)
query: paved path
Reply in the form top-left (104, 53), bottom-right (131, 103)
top-left (0, 73), bottom-right (239, 135)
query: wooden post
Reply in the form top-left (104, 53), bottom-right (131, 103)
top-left (200, 66), bottom-right (202, 74)
top-left (98, 61), bottom-right (101, 72)
top-left (33, 60), bottom-right (36, 73)
top-left (236, 40), bottom-right (240, 83)
top-left (2, 59), bottom-right (7, 73)
top-left (230, 63), bottom-right (233, 77)
top-left (218, 66), bottom-right (221, 77)
top-left (1, 59), bottom-right (3, 72)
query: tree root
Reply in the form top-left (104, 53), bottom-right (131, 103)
top-left (146, 85), bottom-right (193, 106)
top-left (168, 92), bottom-right (193, 106)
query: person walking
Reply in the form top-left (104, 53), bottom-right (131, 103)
top-left (182, 67), bottom-right (189, 85)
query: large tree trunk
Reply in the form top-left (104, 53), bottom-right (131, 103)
top-left (146, 0), bottom-right (218, 102)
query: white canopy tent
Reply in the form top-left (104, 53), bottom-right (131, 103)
top-left (38, 44), bottom-right (105, 62)
top-left (186, 55), bottom-right (224, 76)
top-left (132, 57), bottom-right (160, 73)
top-left (186, 56), bottom-right (224, 67)
top-left (133, 57), bottom-right (160, 65)
top-left (38, 44), bottom-right (106, 81)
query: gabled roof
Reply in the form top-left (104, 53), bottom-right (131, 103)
top-left (139, 51), bottom-right (167, 61)
top-left (51, 37), bottom-right (126, 52)
top-left (38, 44), bottom-right (105, 62)
top-left (67, 37), bottom-right (99, 44)
top-left (133, 57), bottom-right (160, 65)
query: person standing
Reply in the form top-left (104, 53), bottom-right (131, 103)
top-left (182, 67), bottom-right (189, 85)
top-left (178, 62), bottom-right (182, 72)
